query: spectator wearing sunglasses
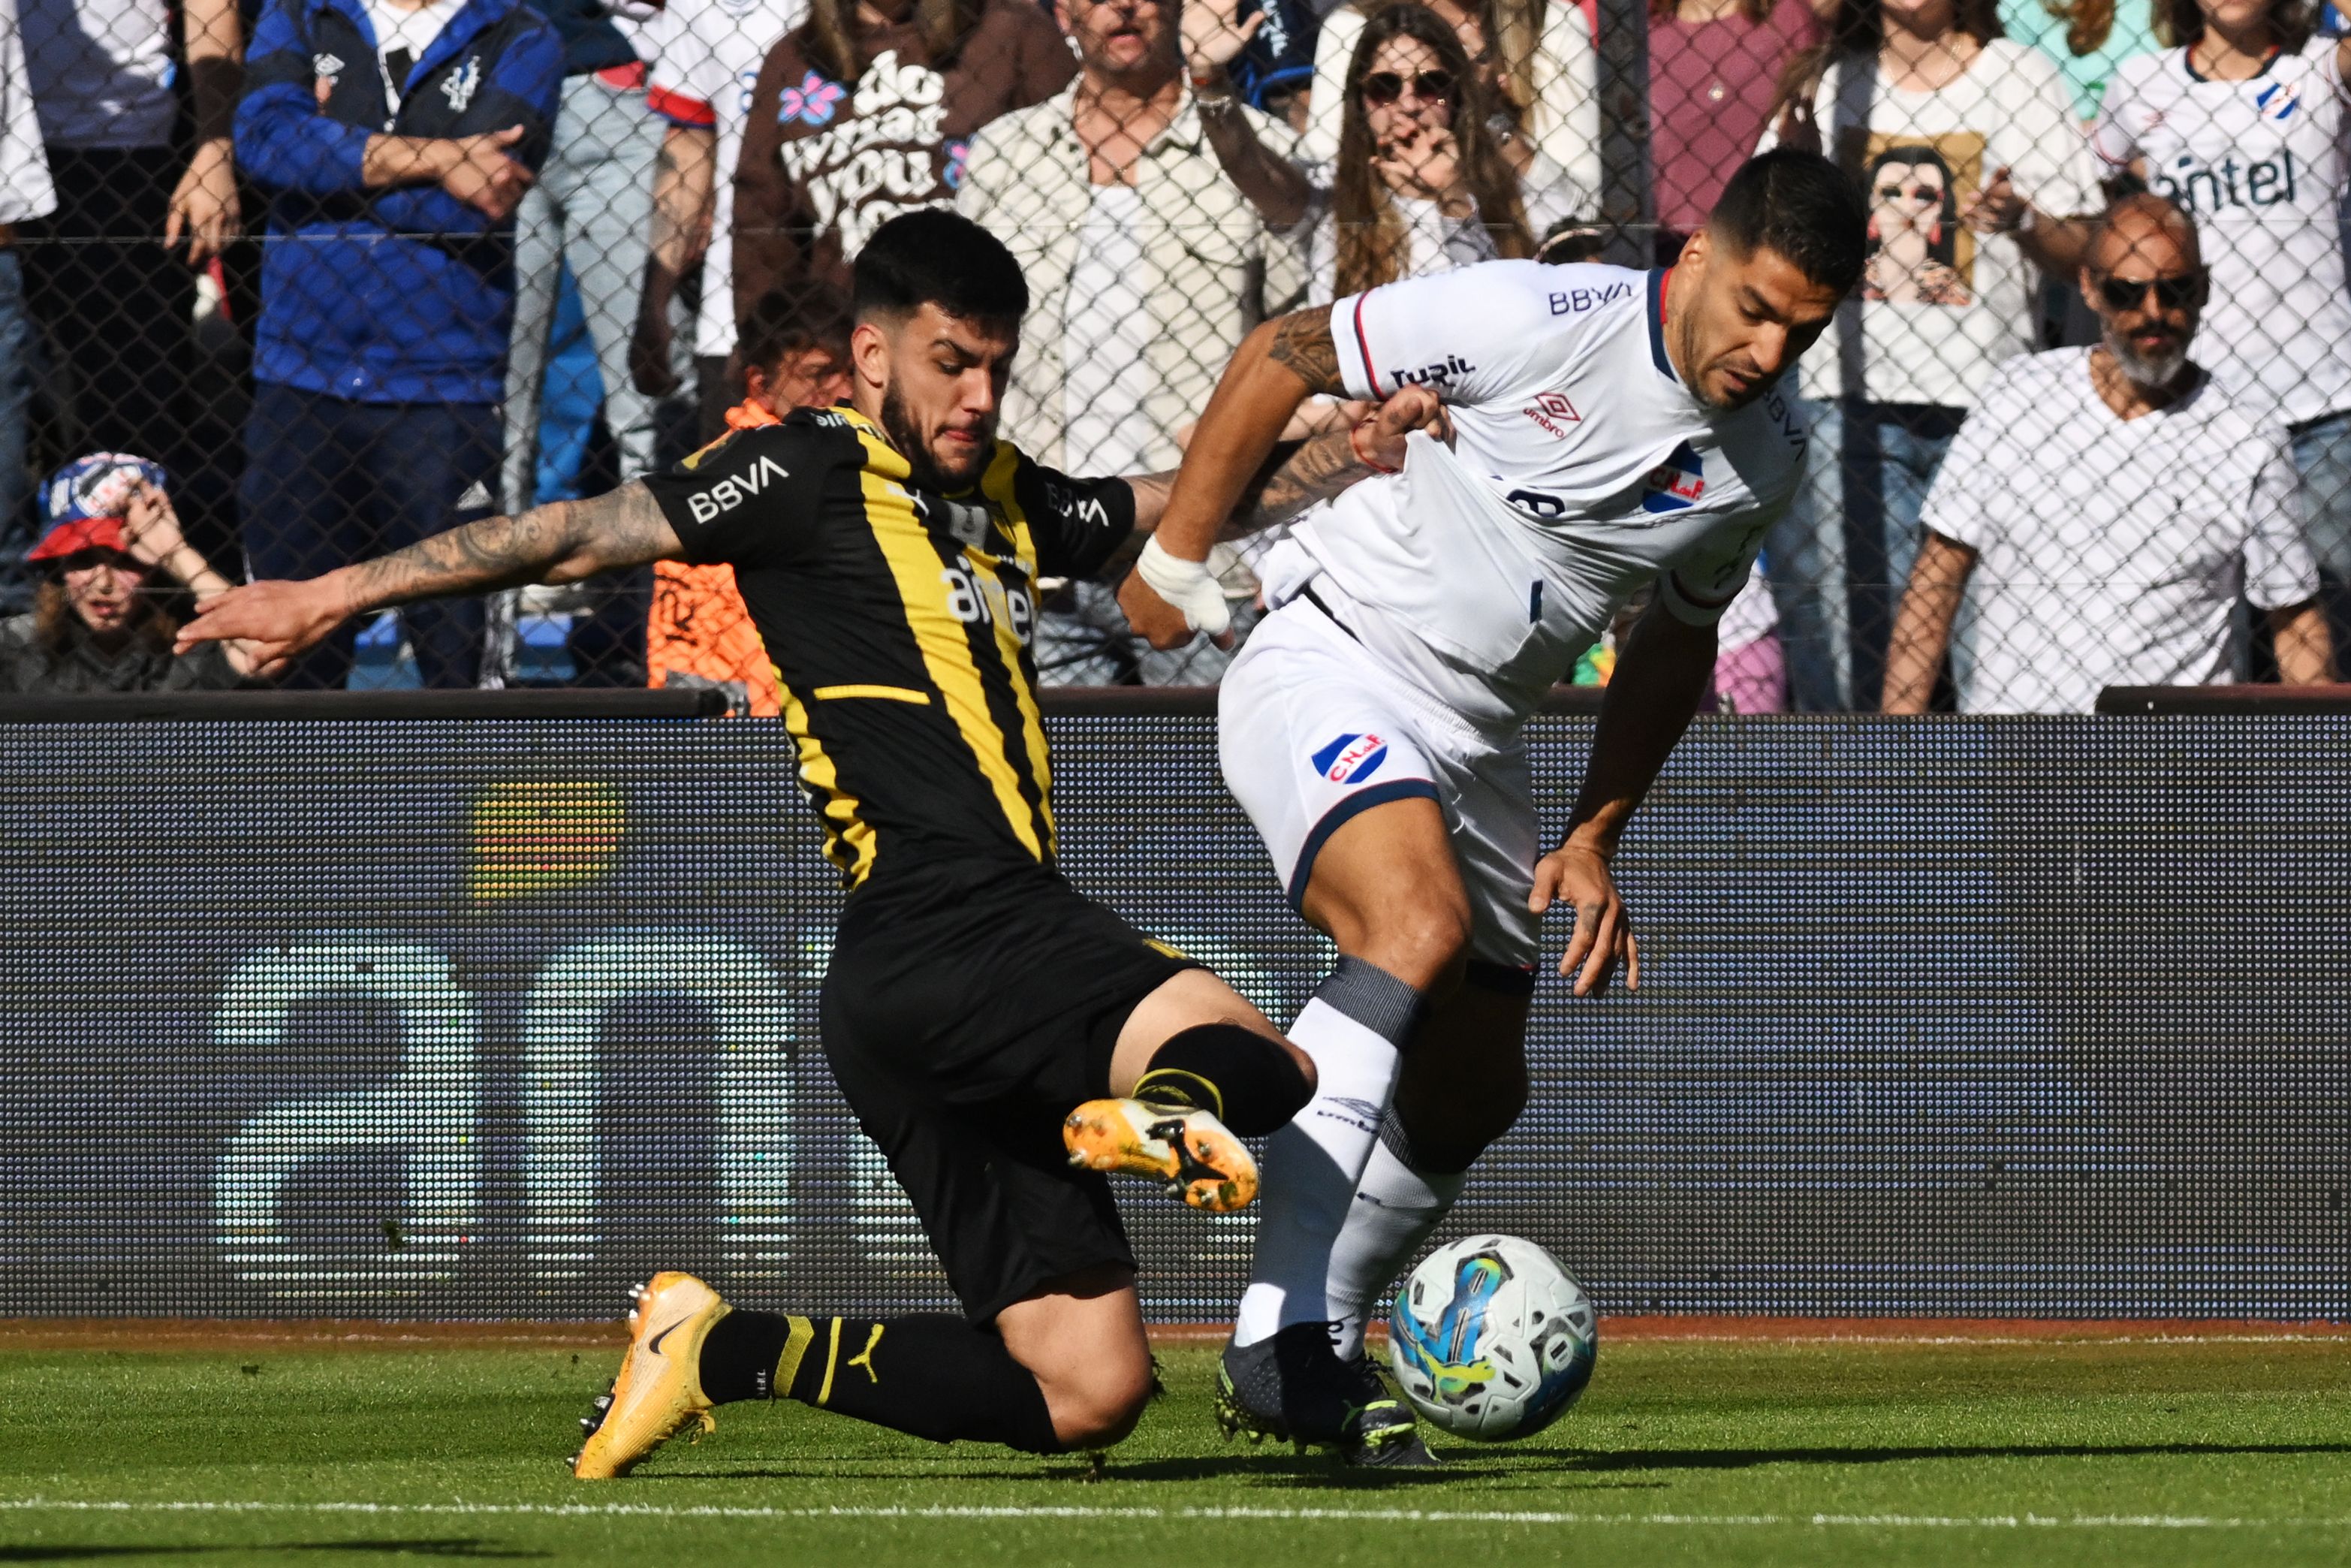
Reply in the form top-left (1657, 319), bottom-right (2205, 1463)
top-left (1882, 196), bottom-right (2332, 714)
top-left (1304, 0), bottom-right (1601, 198)
top-left (1301, 2), bottom-right (1587, 301)
top-left (0, 454), bottom-right (258, 694)
top-left (2093, 0), bottom-right (2351, 675)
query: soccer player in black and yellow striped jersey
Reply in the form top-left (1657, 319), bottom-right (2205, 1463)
top-left (182, 210), bottom-right (1451, 1471)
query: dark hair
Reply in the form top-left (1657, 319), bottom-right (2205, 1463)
top-left (2156, 0), bottom-right (2310, 49)
top-left (737, 283), bottom-right (851, 375)
top-left (801, 0), bottom-right (984, 86)
top-left (31, 571), bottom-right (177, 661)
top-left (1709, 148), bottom-right (1869, 294)
top-left (851, 209), bottom-right (1029, 325)
top-left (1864, 143), bottom-right (1960, 268)
top-left (1334, 3), bottom-right (1530, 296)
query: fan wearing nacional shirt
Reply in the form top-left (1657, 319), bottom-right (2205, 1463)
top-left (1119, 149), bottom-right (1867, 1467)
top-left (2093, 0), bottom-right (2351, 668)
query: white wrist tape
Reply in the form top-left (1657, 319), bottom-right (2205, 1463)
top-left (1137, 533), bottom-right (1231, 638)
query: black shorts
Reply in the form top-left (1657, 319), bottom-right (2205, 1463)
top-left (819, 857), bottom-right (1199, 1323)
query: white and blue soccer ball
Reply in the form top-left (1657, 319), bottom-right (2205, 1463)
top-left (1387, 1234), bottom-right (1599, 1440)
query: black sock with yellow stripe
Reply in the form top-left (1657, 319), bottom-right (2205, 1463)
top-left (1135, 1022), bottom-right (1313, 1137)
top-left (698, 1309), bottom-right (1062, 1453)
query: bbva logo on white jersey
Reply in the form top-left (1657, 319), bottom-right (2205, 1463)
top-left (687, 456), bottom-right (790, 523)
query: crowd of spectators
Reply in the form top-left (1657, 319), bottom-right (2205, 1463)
top-left (0, 0), bottom-right (2337, 707)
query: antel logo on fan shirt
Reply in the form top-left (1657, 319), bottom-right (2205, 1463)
top-left (1311, 732), bottom-right (1389, 785)
top-left (1524, 390), bottom-right (1581, 439)
top-left (1640, 442), bottom-right (1707, 514)
top-left (2154, 147), bottom-right (2301, 213)
top-left (1394, 354), bottom-right (1473, 388)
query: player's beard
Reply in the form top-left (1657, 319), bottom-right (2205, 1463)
top-left (879, 380), bottom-right (990, 494)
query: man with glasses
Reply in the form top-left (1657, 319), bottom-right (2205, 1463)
top-left (1883, 194), bottom-right (2335, 714)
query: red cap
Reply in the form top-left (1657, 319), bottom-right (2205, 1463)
top-left (27, 514), bottom-right (129, 562)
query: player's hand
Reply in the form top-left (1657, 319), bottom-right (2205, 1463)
top-left (176, 577), bottom-right (351, 678)
top-left (1121, 535), bottom-right (1232, 648)
top-left (1354, 384), bottom-right (1453, 472)
top-left (1530, 840), bottom-right (1639, 997)
top-left (1962, 164), bottom-right (2026, 235)
top-left (441, 127), bottom-right (535, 222)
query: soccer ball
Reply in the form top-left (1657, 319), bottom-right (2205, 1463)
top-left (1386, 1234), bottom-right (1599, 1440)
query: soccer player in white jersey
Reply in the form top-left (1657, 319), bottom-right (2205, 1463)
top-left (1120, 149), bottom-right (1868, 1464)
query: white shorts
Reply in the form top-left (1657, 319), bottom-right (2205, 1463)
top-left (1219, 596), bottom-right (1541, 970)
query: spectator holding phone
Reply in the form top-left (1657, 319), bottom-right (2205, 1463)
top-left (0, 454), bottom-right (256, 692)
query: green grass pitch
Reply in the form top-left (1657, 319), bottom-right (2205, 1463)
top-left (3, 1325), bottom-right (2348, 1566)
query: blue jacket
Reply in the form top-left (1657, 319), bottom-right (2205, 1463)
top-left (236, 0), bottom-right (562, 405)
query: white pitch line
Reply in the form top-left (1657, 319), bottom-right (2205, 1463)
top-left (0, 1499), bottom-right (2340, 1530)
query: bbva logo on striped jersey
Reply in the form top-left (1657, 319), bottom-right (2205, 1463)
top-left (686, 456), bottom-right (789, 523)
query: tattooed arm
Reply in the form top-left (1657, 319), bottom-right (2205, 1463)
top-left (176, 483), bottom-right (684, 676)
top-left (1116, 307), bottom-right (1354, 647)
top-left (1120, 383), bottom-right (1452, 542)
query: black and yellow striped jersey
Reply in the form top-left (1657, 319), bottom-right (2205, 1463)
top-left (643, 406), bottom-right (1135, 889)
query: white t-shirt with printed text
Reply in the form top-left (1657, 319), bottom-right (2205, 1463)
top-left (1264, 260), bottom-right (1809, 729)
top-left (1919, 348), bottom-right (2317, 713)
top-left (647, 0), bottom-right (806, 360)
top-left (1766, 39), bottom-right (2101, 409)
top-left (2093, 38), bottom-right (2351, 429)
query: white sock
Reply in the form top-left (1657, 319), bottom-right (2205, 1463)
top-left (1232, 960), bottom-right (1423, 1348)
top-left (1325, 1134), bottom-right (1466, 1361)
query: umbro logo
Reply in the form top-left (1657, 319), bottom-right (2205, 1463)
top-left (1523, 390), bottom-right (1580, 439)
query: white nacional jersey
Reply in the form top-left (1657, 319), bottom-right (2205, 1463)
top-left (2094, 38), bottom-right (2351, 427)
top-left (1273, 260), bottom-right (1809, 728)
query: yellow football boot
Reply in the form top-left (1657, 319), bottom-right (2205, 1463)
top-left (571, 1271), bottom-right (728, 1479)
top-left (1063, 1098), bottom-right (1258, 1213)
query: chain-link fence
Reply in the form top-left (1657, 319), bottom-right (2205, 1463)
top-left (0, 0), bottom-right (2341, 707)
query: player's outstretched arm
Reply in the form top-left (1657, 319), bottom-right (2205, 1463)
top-left (1119, 307), bottom-right (1349, 647)
top-left (1535, 602), bottom-right (1720, 997)
top-left (1120, 385), bottom-right (1451, 538)
top-left (176, 482), bottom-right (684, 677)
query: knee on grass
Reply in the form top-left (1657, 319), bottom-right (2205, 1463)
top-left (1035, 1355), bottom-right (1156, 1449)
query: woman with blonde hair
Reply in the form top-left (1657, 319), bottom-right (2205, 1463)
top-left (1301, 0), bottom-right (1600, 196)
